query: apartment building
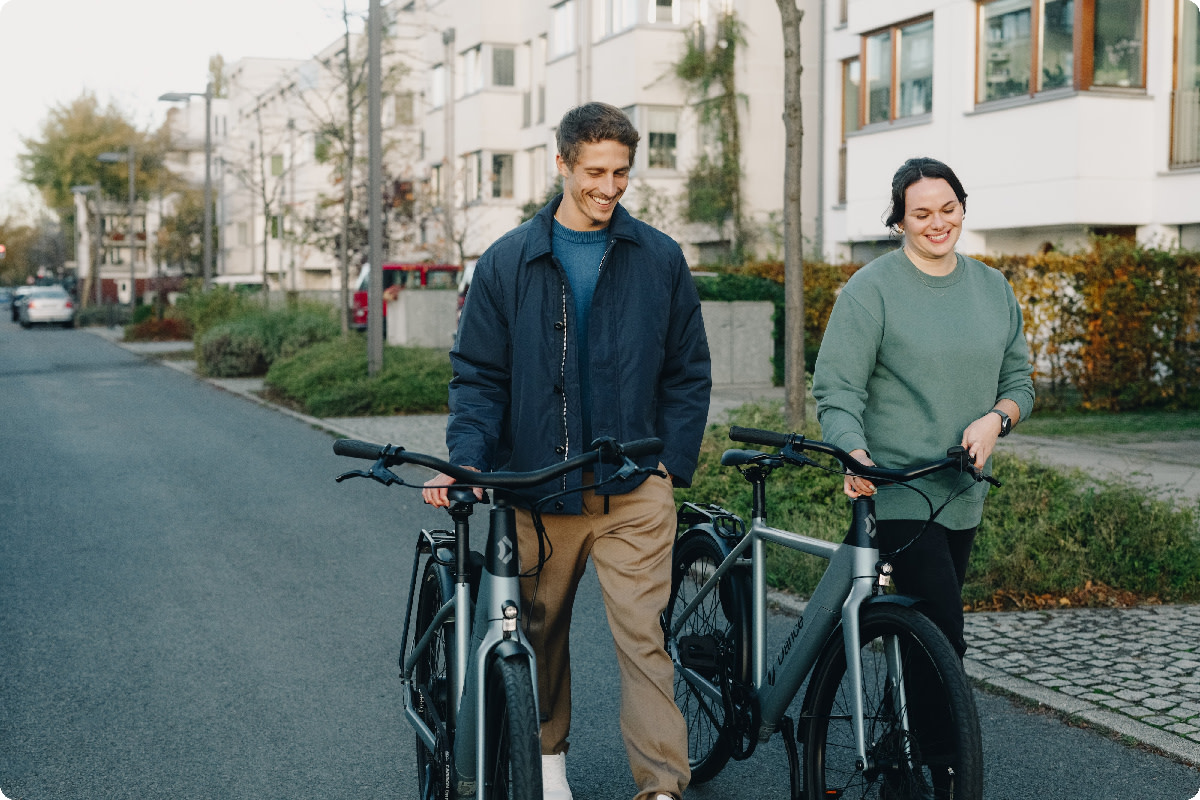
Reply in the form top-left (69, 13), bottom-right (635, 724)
top-left (825, 0), bottom-right (1200, 262)
top-left (413, 0), bottom-right (821, 266)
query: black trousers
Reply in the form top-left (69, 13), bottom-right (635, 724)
top-left (876, 519), bottom-right (977, 657)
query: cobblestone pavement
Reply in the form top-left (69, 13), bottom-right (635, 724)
top-left (965, 605), bottom-right (1200, 765)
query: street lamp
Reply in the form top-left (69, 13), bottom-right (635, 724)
top-left (159, 83), bottom-right (213, 290)
top-left (69, 184), bottom-right (102, 308)
top-left (98, 147), bottom-right (137, 314)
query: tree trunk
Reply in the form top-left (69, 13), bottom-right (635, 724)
top-left (776, 0), bottom-right (806, 431)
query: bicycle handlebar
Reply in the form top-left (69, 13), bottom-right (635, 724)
top-left (728, 426), bottom-right (999, 487)
top-left (333, 436), bottom-right (664, 490)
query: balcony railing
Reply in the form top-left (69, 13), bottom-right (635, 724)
top-left (1171, 88), bottom-right (1200, 169)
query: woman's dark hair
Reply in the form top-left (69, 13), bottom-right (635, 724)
top-left (556, 102), bottom-right (640, 169)
top-left (883, 157), bottom-right (968, 231)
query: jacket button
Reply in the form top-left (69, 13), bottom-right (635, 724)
top-left (553, 321), bottom-right (565, 330)
top-left (554, 501), bottom-right (565, 511)
top-left (553, 384), bottom-right (563, 395)
top-left (555, 445), bottom-right (566, 454)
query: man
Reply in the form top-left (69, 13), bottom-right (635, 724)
top-left (423, 102), bottom-right (711, 800)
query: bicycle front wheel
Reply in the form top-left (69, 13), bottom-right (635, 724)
top-left (802, 603), bottom-right (983, 800)
top-left (414, 559), bottom-right (455, 800)
top-left (665, 529), bottom-right (749, 783)
top-left (482, 655), bottom-right (543, 800)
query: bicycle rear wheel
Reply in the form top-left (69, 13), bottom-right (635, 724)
top-left (482, 655), bottom-right (542, 800)
top-left (665, 529), bottom-right (749, 783)
top-left (801, 603), bottom-right (983, 800)
top-left (414, 559), bottom-right (455, 800)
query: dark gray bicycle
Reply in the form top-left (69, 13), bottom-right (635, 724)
top-left (665, 426), bottom-right (994, 800)
top-left (334, 436), bottom-right (663, 800)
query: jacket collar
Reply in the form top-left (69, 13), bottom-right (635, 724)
top-left (526, 194), bottom-right (640, 263)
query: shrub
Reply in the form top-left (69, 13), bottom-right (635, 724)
top-left (195, 302), bottom-right (338, 377)
top-left (264, 335), bottom-right (453, 417)
top-left (681, 403), bottom-right (1200, 605)
top-left (125, 316), bottom-right (192, 342)
top-left (175, 284), bottom-right (252, 343)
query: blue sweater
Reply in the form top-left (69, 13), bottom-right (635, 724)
top-left (812, 249), bottom-right (1035, 528)
top-left (553, 220), bottom-right (609, 445)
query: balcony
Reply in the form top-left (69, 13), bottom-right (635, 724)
top-left (1171, 88), bottom-right (1200, 169)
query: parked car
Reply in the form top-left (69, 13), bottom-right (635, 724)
top-left (19, 285), bottom-right (75, 328)
top-left (0, 287), bottom-right (12, 309)
top-left (10, 285), bottom-right (34, 322)
top-left (351, 262), bottom-right (460, 330)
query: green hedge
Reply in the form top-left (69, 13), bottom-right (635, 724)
top-left (196, 303), bottom-right (339, 378)
top-left (264, 335), bottom-right (453, 417)
top-left (681, 403), bottom-right (1200, 605)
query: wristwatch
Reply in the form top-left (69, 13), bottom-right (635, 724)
top-left (989, 408), bottom-right (1012, 437)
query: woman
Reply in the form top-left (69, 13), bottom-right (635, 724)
top-left (812, 157), bottom-right (1035, 656)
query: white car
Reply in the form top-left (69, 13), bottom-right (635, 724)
top-left (19, 286), bottom-right (76, 328)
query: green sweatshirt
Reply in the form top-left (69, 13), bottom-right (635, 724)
top-left (812, 249), bottom-right (1035, 529)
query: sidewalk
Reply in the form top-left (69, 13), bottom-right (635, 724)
top-left (97, 329), bottom-right (1200, 767)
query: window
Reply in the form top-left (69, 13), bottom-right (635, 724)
top-left (462, 46), bottom-right (483, 95)
top-left (552, 1), bottom-right (576, 58)
top-left (976, 0), bottom-right (1147, 104)
top-left (528, 145), bottom-right (549, 202)
top-left (646, 107), bottom-right (679, 169)
top-left (594, 0), bottom-right (637, 39)
top-left (862, 18), bottom-right (933, 125)
top-left (492, 153), bottom-right (514, 199)
top-left (430, 64), bottom-right (446, 108)
top-left (493, 46), bottom-right (516, 87)
top-left (396, 91), bottom-right (415, 125)
top-left (1093, 0), bottom-right (1144, 88)
top-left (653, 0), bottom-right (678, 25)
top-left (465, 151), bottom-right (483, 202)
top-left (1173, 0), bottom-right (1200, 167)
top-left (839, 58), bottom-right (861, 205)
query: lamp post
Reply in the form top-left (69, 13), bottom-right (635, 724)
top-left (159, 83), bottom-right (213, 290)
top-left (70, 184), bottom-right (101, 308)
top-left (98, 147), bottom-right (137, 314)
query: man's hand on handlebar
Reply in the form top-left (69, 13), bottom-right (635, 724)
top-left (422, 466), bottom-right (483, 508)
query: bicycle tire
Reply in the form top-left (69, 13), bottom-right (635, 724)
top-left (414, 558), bottom-right (455, 800)
top-left (665, 528), bottom-right (750, 783)
top-left (482, 655), bottom-right (543, 800)
top-left (801, 602), bottom-right (983, 800)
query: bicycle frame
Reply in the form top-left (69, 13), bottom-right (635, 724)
top-left (669, 493), bottom-right (889, 769)
top-left (401, 494), bottom-right (539, 799)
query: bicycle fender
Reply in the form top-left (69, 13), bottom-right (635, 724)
top-left (862, 591), bottom-right (933, 616)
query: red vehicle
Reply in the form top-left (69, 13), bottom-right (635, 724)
top-left (352, 262), bottom-right (460, 330)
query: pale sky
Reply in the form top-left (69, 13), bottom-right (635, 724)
top-left (0, 0), bottom-right (368, 220)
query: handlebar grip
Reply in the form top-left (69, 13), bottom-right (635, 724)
top-left (333, 439), bottom-right (387, 460)
top-left (729, 426), bottom-right (792, 448)
top-left (620, 438), bottom-right (665, 458)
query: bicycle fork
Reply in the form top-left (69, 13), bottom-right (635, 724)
top-left (839, 496), bottom-right (911, 775)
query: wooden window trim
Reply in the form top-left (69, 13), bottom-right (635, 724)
top-left (861, 14), bottom-right (933, 126)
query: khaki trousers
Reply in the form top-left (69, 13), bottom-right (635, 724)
top-left (516, 470), bottom-right (690, 800)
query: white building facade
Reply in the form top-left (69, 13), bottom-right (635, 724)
top-left (824, 0), bottom-right (1200, 262)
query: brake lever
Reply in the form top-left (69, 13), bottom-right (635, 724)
top-left (335, 460), bottom-right (402, 486)
top-left (946, 445), bottom-right (1003, 488)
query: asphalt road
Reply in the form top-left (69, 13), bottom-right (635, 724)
top-left (2, 321), bottom-right (1198, 799)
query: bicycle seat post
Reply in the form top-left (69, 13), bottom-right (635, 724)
top-left (448, 499), bottom-right (475, 586)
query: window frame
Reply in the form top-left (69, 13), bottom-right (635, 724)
top-left (858, 15), bottom-right (934, 127)
top-left (644, 106), bottom-right (680, 171)
top-left (974, 0), bottom-right (1150, 106)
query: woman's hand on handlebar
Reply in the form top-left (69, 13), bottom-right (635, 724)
top-left (422, 466), bottom-right (482, 508)
top-left (845, 449), bottom-right (877, 498)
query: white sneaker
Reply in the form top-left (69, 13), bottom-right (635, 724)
top-left (542, 753), bottom-right (573, 800)
top-left (655, 795), bottom-right (676, 800)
